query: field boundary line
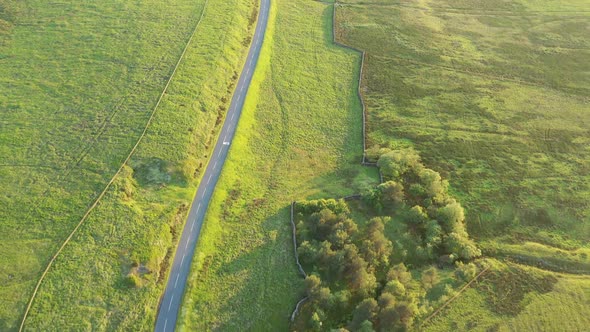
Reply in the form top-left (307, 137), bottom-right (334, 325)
top-left (419, 265), bottom-right (490, 328)
top-left (290, 201), bottom-right (310, 323)
top-left (18, 1), bottom-right (210, 330)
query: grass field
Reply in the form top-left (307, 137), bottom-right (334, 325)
top-left (423, 260), bottom-right (590, 331)
top-left (176, 0), bottom-right (379, 330)
top-left (334, 0), bottom-right (590, 329)
top-left (335, 0), bottom-right (590, 242)
top-left (1, 0), bottom-right (256, 330)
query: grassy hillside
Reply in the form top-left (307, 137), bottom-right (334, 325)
top-left (1, 0), bottom-right (256, 330)
top-left (177, 0), bottom-right (379, 330)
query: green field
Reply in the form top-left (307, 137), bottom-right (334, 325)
top-left (424, 260), bottom-right (590, 331)
top-left (2, 0), bottom-right (589, 330)
top-left (333, 0), bottom-right (590, 329)
top-left (177, 0), bottom-right (379, 330)
top-left (0, 0), bottom-right (255, 330)
top-left (335, 0), bottom-right (590, 241)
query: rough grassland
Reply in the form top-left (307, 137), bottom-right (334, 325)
top-left (178, 0), bottom-right (378, 330)
top-left (335, 0), bottom-right (590, 242)
top-left (1, 0), bottom-right (256, 330)
top-left (424, 261), bottom-right (590, 332)
top-left (0, 0), bottom-right (207, 329)
top-left (334, 0), bottom-right (590, 329)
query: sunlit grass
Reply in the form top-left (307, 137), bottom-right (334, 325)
top-left (178, 0), bottom-right (378, 330)
top-left (1, 0), bottom-right (257, 330)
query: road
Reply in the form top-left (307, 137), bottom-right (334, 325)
top-left (154, 0), bottom-right (270, 330)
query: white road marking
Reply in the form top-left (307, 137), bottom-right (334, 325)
top-left (181, 254), bottom-right (185, 266)
top-left (190, 220), bottom-right (196, 231)
top-left (207, 175), bottom-right (212, 184)
top-left (175, 274), bottom-right (180, 288)
top-left (231, 113), bottom-right (235, 120)
top-left (185, 239), bottom-right (189, 249)
top-left (240, 85), bottom-right (244, 92)
top-left (168, 295), bottom-right (174, 311)
top-left (164, 319), bottom-right (168, 331)
top-left (218, 148), bottom-right (223, 157)
top-left (213, 161), bottom-right (218, 169)
top-left (246, 68), bottom-right (250, 75)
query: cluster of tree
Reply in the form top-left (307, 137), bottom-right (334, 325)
top-left (369, 149), bottom-right (481, 262)
top-left (293, 149), bottom-right (481, 331)
top-left (296, 200), bottom-right (420, 331)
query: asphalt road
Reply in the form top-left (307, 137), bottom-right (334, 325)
top-left (154, 0), bottom-right (270, 330)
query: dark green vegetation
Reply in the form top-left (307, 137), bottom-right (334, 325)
top-left (177, 0), bottom-right (379, 329)
top-left (292, 150), bottom-right (483, 331)
top-left (333, 0), bottom-right (590, 330)
top-left (0, 0), bottom-right (256, 330)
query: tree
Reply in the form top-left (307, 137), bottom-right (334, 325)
top-left (343, 245), bottom-right (377, 299)
top-left (444, 232), bottom-right (481, 261)
top-left (357, 320), bottom-right (376, 332)
top-left (378, 292), bottom-right (396, 309)
top-left (424, 220), bottom-right (442, 249)
top-left (309, 311), bottom-right (323, 331)
top-left (349, 298), bottom-right (378, 331)
top-left (421, 266), bottom-right (439, 290)
top-left (361, 218), bottom-right (393, 273)
top-left (387, 263), bottom-right (412, 287)
top-left (418, 168), bottom-right (448, 202)
top-left (377, 181), bottom-right (405, 207)
top-left (406, 206), bottom-right (428, 226)
top-left (377, 305), bottom-right (398, 332)
top-left (437, 201), bottom-right (466, 234)
top-left (297, 240), bottom-right (318, 265)
top-left (454, 262), bottom-right (477, 281)
top-left (395, 300), bottom-right (418, 330)
top-left (328, 217), bottom-right (358, 250)
top-left (377, 149), bottom-right (422, 181)
top-left (383, 280), bottom-right (405, 297)
top-left (305, 274), bottom-right (331, 307)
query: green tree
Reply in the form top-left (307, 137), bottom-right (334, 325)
top-left (361, 218), bottom-right (393, 273)
top-left (383, 280), bottom-right (405, 297)
top-left (437, 201), bottom-right (465, 234)
top-left (421, 266), bottom-right (439, 290)
top-left (328, 217), bottom-right (359, 250)
top-left (343, 244), bottom-right (377, 299)
top-left (357, 320), bottom-right (376, 332)
top-left (377, 149), bottom-right (422, 181)
top-left (444, 232), bottom-right (481, 260)
top-left (387, 263), bottom-right (412, 287)
top-left (349, 298), bottom-right (378, 331)
top-left (395, 300), bottom-right (418, 330)
top-left (310, 311), bottom-right (323, 331)
top-left (377, 181), bottom-right (405, 207)
top-left (418, 168), bottom-right (448, 202)
top-left (298, 240), bottom-right (318, 265)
